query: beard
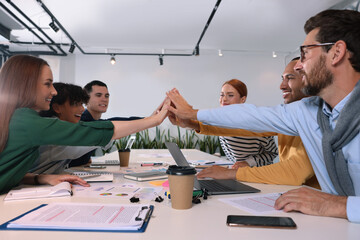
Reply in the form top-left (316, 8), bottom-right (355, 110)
top-left (300, 55), bottom-right (334, 96)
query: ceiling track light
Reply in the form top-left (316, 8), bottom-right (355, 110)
top-left (159, 55), bottom-right (163, 66)
top-left (194, 46), bottom-right (200, 56)
top-left (218, 49), bottom-right (223, 57)
top-left (49, 18), bottom-right (59, 32)
top-left (110, 55), bottom-right (116, 65)
top-left (68, 43), bottom-right (75, 53)
top-left (272, 51), bottom-right (277, 58)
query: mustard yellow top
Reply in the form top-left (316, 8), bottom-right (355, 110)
top-left (198, 122), bottom-right (319, 189)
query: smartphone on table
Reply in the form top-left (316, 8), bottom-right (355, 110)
top-left (226, 215), bottom-right (296, 229)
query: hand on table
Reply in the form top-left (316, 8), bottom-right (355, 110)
top-left (197, 165), bottom-right (237, 179)
top-left (275, 187), bottom-right (347, 219)
top-left (38, 174), bottom-right (90, 187)
top-left (231, 161), bottom-right (250, 169)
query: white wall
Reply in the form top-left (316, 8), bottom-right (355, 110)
top-left (46, 52), bottom-right (288, 138)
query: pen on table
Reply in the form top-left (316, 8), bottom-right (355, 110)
top-left (141, 163), bottom-right (163, 167)
top-left (204, 161), bottom-right (215, 165)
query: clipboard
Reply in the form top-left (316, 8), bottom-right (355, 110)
top-left (0, 204), bottom-right (154, 233)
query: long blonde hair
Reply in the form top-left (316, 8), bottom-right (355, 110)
top-left (0, 55), bottom-right (49, 152)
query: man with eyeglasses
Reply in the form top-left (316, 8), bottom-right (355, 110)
top-left (166, 9), bottom-right (360, 223)
top-left (170, 57), bottom-right (319, 188)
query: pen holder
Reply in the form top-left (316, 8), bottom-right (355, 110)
top-left (118, 148), bottom-right (130, 167)
top-left (166, 165), bottom-right (196, 210)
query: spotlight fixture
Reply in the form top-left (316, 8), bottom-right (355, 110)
top-left (159, 55), bottom-right (163, 66)
top-left (218, 49), bottom-right (223, 57)
top-left (194, 46), bottom-right (200, 56)
top-left (110, 55), bottom-right (116, 65)
top-left (68, 43), bottom-right (75, 53)
top-left (272, 51), bottom-right (277, 58)
top-left (49, 18), bottom-right (59, 32)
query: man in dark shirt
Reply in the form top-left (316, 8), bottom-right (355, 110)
top-left (81, 80), bottom-right (142, 122)
top-left (74, 80), bottom-right (142, 167)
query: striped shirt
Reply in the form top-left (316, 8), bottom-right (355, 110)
top-left (219, 136), bottom-right (278, 167)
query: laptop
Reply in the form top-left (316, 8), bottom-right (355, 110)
top-left (165, 142), bottom-right (260, 195)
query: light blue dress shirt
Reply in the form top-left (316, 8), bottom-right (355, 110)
top-left (197, 93), bottom-right (360, 223)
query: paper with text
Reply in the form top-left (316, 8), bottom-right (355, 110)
top-left (8, 203), bottom-right (150, 231)
top-left (73, 182), bottom-right (162, 200)
top-left (4, 182), bottom-right (72, 201)
top-left (219, 193), bottom-right (282, 214)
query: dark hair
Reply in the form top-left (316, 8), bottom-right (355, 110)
top-left (40, 82), bottom-right (89, 118)
top-left (0, 55), bottom-right (49, 152)
top-left (222, 79), bottom-right (247, 97)
top-left (304, 9), bottom-right (360, 72)
top-left (83, 80), bottom-right (107, 94)
top-left (291, 57), bottom-right (300, 62)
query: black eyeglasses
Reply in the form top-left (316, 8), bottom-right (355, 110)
top-left (300, 42), bottom-right (335, 62)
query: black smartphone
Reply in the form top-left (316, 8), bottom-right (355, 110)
top-left (226, 215), bottom-right (296, 229)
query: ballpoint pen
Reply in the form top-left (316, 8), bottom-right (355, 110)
top-left (204, 161), bottom-right (215, 165)
top-left (141, 163), bottom-right (163, 166)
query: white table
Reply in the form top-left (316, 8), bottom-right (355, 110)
top-left (0, 149), bottom-right (359, 240)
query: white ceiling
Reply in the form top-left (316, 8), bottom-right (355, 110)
top-left (0, 0), bottom-right (359, 57)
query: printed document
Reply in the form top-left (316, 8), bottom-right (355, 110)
top-left (73, 182), bottom-right (162, 200)
top-left (219, 192), bottom-right (282, 214)
top-left (7, 202), bottom-right (151, 231)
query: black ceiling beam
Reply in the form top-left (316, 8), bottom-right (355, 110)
top-left (0, 23), bottom-right (11, 40)
top-left (0, 44), bottom-right (11, 56)
top-left (6, 51), bottom-right (63, 56)
top-left (0, 2), bottom-right (64, 56)
top-left (10, 41), bottom-right (71, 47)
top-left (193, 0), bottom-right (222, 55)
top-left (36, 0), bottom-right (195, 57)
top-left (37, 0), bottom-right (222, 57)
top-left (2, 0), bottom-right (223, 58)
top-left (5, 0), bottom-right (66, 56)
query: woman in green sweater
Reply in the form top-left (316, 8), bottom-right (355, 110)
top-left (0, 55), bottom-right (168, 193)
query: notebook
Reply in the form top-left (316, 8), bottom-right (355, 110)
top-left (68, 171), bottom-right (114, 182)
top-left (4, 182), bottom-right (72, 201)
top-left (165, 142), bottom-right (260, 195)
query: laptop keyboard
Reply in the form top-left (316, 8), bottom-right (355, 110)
top-left (199, 180), bottom-right (234, 192)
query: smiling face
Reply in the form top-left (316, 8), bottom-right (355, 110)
top-left (219, 84), bottom-right (246, 106)
top-left (280, 60), bottom-right (306, 104)
top-left (34, 65), bottom-right (57, 111)
top-left (53, 101), bottom-right (84, 123)
top-left (86, 85), bottom-right (109, 114)
top-left (294, 29), bottom-right (334, 96)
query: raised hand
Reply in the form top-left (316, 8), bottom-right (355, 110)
top-left (153, 97), bottom-right (170, 124)
top-left (166, 88), bottom-right (198, 120)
